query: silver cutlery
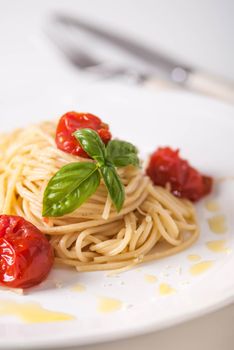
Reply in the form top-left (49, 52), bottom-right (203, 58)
top-left (46, 14), bottom-right (234, 104)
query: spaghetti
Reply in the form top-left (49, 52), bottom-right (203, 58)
top-left (0, 121), bottom-right (199, 272)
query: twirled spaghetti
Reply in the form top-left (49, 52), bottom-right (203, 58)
top-left (0, 122), bottom-right (199, 272)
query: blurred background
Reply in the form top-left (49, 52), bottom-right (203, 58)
top-left (0, 1), bottom-right (234, 349)
top-left (0, 0), bottom-right (234, 122)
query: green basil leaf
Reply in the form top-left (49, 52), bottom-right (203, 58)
top-left (43, 162), bottom-right (100, 217)
top-left (74, 128), bottom-right (106, 165)
top-left (106, 140), bottom-right (139, 167)
top-left (100, 164), bottom-right (125, 212)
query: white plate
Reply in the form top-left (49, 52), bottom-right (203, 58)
top-left (0, 84), bottom-right (234, 350)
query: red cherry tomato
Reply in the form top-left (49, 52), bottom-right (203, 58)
top-left (55, 111), bottom-right (112, 157)
top-left (0, 215), bottom-right (54, 289)
top-left (146, 147), bottom-right (212, 201)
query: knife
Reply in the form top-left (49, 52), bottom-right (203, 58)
top-left (47, 14), bottom-right (234, 104)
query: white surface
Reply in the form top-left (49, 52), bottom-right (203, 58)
top-left (0, 85), bottom-right (234, 349)
top-left (0, 0), bottom-right (234, 101)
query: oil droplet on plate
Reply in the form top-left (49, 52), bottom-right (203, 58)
top-left (159, 283), bottom-right (176, 296)
top-left (144, 274), bottom-right (157, 284)
top-left (208, 215), bottom-right (227, 234)
top-left (71, 284), bottom-right (86, 293)
top-left (187, 254), bottom-right (201, 262)
top-left (0, 300), bottom-right (75, 323)
top-left (189, 261), bottom-right (213, 276)
top-left (206, 240), bottom-right (229, 253)
top-left (98, 297), bottom-right (123, 313)
top-left (205, 200), bottom-right (220, 212)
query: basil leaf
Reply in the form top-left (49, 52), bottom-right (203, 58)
top-left (100, 164), bottom-right (125, 212)
top-left (106, 140), bottom-right (139, 167)
top-left (43, 162), bottom-right (100, 217)
top-left (74, 128), bottom-right (106, 165)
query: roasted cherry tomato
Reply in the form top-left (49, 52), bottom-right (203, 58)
top-left (0, 215), bottom-right (54, 289)
top-left (55, 111), bottom-right (112, 158)
top-left (146, 147), bottom-right (212, 201)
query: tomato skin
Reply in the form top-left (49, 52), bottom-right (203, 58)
top-left (0, 215), bottom-right (54, 289)
top-left (146, 147), bottom-right (212, 201)
top-left (55, 111), bottom-right (112, 157)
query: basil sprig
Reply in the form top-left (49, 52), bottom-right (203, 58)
top-left (42, 129), bottom-right (139, 217)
